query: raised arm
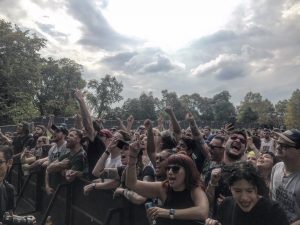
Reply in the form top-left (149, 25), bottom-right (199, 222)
top-left (126, 141), bottom-right (162, 199)
top-left (0, 129), bottom-right (12, 145)
top-left (145, 119), bottom-right (156, 167)
top-left (126, 115), bottom-right (134, 132)
top-left (74, 113), bottom-right (83, 130)
top-left (157, 114), bottom-right (164, 131)
top-left (74, 89), bottom-right (95, 142)
top-left (165, 106), bottom-right (181, 141)
top-left (116, 117), bottom-right (127, 132)
top-left (47, 115), bottom-right (55, 135)
top-left (186, 112), bottom-right (211, 160)
top-left (92, 138), bottom-right (117, 177)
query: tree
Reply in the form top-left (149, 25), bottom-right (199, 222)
top-left (161, 90), bottom-right (186, 120)
top-left (86, 75), bottom-right (123, 117)
top-left (35, 57), bottom-right (86, 116)
top-left (238, 106), bottom-right (258, 128)
top-left (285, 89), bottom-right (300, 129)
top-left (0, 19), bottom-right (46, 123)
top-left (238, 92), bottom-right (275, 126)
top-left (211, 91), bottom-right (236, 126)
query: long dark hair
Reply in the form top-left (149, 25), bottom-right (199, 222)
top-left (164, 153), bottom-right (203, 190)
top-left (224, 161), bottom-right (269, 197)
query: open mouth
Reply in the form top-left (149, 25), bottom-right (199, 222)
top-left (239, 202), bottom-right (251, 209)
top-left (231, 142), bottom-right (241, 152)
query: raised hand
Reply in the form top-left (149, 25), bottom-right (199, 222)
top-left (74, 89), bottom-right (84, 102)
top-left (185, 112), bottom-right (194, 122)
top-left (144, 119), bottom-right (152, 130)
top-left (164, 106), bottom-right (173, 115)
top-left (210, 168), bottom-right (222, 186)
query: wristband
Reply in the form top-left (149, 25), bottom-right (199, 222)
top-left (104, 150), bottom-right (110, 156)
top-left (169, 208), bottom-right (176, 219)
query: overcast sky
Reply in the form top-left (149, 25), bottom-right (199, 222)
top-left (1, 0), bottom-right (299, 105)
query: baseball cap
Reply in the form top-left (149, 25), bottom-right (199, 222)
top-left (275, 129), bottom-right (300, 148)
top-left (51, 124), bottom-right (68, 136)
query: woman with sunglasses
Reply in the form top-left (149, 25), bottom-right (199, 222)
top-left (126, 141), bottom-right (209, 225)
top-left (205, 161), bottom-right (289, 225)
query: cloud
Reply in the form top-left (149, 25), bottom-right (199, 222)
top-left (101, 48), bottom-right (185, 75)
top-left (191, 54), bottom-right (248, 80)
top-left (36, 22), bottom-right (68, 40)
top-left (66, 0), bottom-right (140, 51)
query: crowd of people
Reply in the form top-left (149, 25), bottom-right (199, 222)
top-left (0, 89), bottom-right (299, 225)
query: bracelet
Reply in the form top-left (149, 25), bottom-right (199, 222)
top-left (92, 183), bottom-right (96, 190)
top-left (104, 150), bottom-right (110, 156)
top-left (169, 208), bottom-right (176, 219)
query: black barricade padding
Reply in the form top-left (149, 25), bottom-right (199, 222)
top-left (11, 165), bottom-right (149, 225)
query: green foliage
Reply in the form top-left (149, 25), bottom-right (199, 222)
top-left (211, 91), bottom-right (236, 124)
top-left (161, 90), bottom-right (186, 120)
top-left (86, 75), bottom-right (123, 117)
top-left (285, 89), bottom-right (300, 129)
top-left (238, 106), bottom-right (258, 128)
top-left (0, 19), bottom-right (46, 123)
top-left (238, 92), bottom-right (275, 126)
top-left (35, 57), bottom-right (86, 116)
top-left (120, 92), bottom-right (157, 120)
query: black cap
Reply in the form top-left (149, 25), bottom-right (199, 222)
top-left (275, 129), bottom-right (300, 148)
top-left (51, 124), bottom-right (68, 136)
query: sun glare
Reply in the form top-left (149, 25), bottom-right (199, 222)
top-left (104, 0), bottom-right (242, 51)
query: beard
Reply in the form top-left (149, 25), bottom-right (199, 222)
top-left (226, 149), bottom-right (243, 161)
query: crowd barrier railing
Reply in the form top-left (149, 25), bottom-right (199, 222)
top-left (11, 166), bottom-right (149, 225)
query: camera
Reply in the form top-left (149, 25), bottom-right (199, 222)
top-left (3, 212), bottom-right (36, 225)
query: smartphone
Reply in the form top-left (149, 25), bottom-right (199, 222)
top-left (145, 202), bottom-right (155, 209)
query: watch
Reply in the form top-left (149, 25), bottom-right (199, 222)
top-left (169, 208), bottom-right (176, 219)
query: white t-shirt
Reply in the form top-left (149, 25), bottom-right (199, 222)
top-left (104, 155), bottom-right (122, 168)
top-left (260, 138), bottom-right (275, 153)
top-left (271, 162), bottom-right (300, 223)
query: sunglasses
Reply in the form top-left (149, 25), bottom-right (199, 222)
top-left (230, 135), bottom-right (246, 144)
top-left (166, 165), bottom-right (181, 173)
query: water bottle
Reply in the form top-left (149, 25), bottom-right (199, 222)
top-left (145, 202), bottom-right (156, 225)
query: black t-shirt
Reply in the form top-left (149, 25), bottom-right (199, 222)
top-left (216, 197), bottom-right (289, 225)
top-left (58, 148), bottom-right (88, 174)
top-left (0, 181), bottom-right (15, 222)
top-left (86, 135), bottom-right (106, 177)
top-left (12, 134), bottom-right (34, 155)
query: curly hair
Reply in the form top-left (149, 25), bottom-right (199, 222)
top-left (223, 161), bottom-right (269, 197)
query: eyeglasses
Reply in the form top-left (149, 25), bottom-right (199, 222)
top-left (208, 144), bottom-right (224, 150)
top-left (230, 135), bottom-right (246, 144)
top-left (0, 160), bottom-right (7, 165)
top-left (166, 165), bottom-right (181, 173)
